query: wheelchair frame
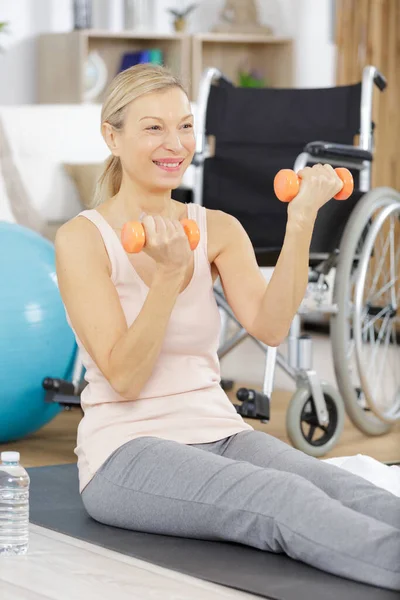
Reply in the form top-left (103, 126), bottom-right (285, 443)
top-left (190, 65), bottom-right (389, 440)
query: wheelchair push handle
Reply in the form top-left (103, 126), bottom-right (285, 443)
top-left (273, 167), bottom-right (354, 203)
top-left (121, 218), bottom-right (200, 253)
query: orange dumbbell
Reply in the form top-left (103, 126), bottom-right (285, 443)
top-left (121, 218), bottom-right (200, 254)
top-left (273, 167), bottom-right (354, 203)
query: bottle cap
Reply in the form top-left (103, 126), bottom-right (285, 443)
top-left (1, 451), bottom-right (20, 463)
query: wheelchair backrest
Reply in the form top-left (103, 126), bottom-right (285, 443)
top-left (202, 80), bottom-right (363, 256)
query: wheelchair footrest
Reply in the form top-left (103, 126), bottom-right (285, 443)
top-left (234, 388), bottom-right (270, 422)
top-left (43, 377), bottom-right (83, 408)
top-left (44, 391), bottom-right (82, 407)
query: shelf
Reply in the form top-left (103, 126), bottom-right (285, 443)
top-left (78, 29), bottom-right (188, 41)
top-left (193, 33), bottom-right (292, 44)
top-left (191, 35), bottom-right (293, 98)
top-left (38, 31), bottom-right (294, 103)
top-left (38, 31), bottom-right (191, 103)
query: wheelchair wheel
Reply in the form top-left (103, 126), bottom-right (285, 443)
top-left (331, 187), bottom-right (400, 435)
top-left (286, 382), bottom-right (345, 456)
top-left (353, 193), bottom-right (400, 423)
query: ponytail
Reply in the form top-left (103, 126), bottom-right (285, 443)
top-left (91, 155), bottom-right (122, 208)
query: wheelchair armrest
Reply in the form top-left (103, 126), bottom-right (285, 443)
top-left (304, 141), bottom-right (373, 162)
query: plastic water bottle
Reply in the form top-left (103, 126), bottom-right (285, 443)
top-left (0, 451), bottom-right (30, 556)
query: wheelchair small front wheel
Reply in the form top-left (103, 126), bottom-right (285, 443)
top-left (286, 383), bottom-right (345, 456)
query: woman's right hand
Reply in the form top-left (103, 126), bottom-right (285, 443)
top-left (287, 164), bottom-right (343, 224)
top-left (141, 215), bottom-right (192, 271)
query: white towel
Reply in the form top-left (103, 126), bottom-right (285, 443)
top-left (323, 454), bottom-right (400, 497)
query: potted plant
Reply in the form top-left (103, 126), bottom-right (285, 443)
top-left (167, 3), bottom-right (197, 32)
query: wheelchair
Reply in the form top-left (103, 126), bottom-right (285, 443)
top-left (188, 64), bottom-right (400, 456)
top-left (43, 65), bottom-right (400, 458)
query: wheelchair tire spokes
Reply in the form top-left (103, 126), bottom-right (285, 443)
top-left (331, 188), bottom-right (400, 435)
top-left (353, 200), bottom-right (400, 423)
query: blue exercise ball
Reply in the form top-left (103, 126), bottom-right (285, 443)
top-left (0, 222), bottom-right (76, 443)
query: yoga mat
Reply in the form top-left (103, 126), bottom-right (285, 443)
top-left (28, 464), bottom-right (399, 600)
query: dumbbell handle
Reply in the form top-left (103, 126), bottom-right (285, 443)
top-left (121, 218), bottom-right (200, 254)
top-left (273, 167), bottom-right (354, 203)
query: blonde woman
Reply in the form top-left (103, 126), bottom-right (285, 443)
top-left (55, 64), bottom-right (400, 591)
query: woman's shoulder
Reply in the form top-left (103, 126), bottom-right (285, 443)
top-left (205, 208), bottom-right (244, 261)
top-left (55, 212), bottom-right (94, 241)
top-left (54, 211), bottom-right (106, 261)
top-left (205, 208), bottom-right (242, 236)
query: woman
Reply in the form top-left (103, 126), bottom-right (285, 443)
top-left (55, 64), bottom-right (400, 590)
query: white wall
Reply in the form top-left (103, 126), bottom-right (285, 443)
top-left (0, 0), bottom-right (336, 104)
top-left (292, 0), bottom-right (336, 88)
top-left (0, 0), bottom-right (72, 104)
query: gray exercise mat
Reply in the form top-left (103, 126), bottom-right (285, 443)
top-left (28, 464), bottom-right (399, 600)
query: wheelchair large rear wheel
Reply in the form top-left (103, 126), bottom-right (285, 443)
top-left (353, 194), bottom-right (400, 423)
top-left (331, 187), bottom-right (400, 435)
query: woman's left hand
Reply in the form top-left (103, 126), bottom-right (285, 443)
top-left (287, 163), bottom-right (344, 225)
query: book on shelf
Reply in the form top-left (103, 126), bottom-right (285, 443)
top-left (119, 49), bottom-right (163, 72)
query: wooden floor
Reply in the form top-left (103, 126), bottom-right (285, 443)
top-left (1, 383), bottom-right (399, 468)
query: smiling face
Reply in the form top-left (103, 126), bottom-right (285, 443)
top-left (104, 86), bottom-right (196, 192)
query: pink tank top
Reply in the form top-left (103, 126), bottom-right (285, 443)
top-left (68, 203), bottom-right (253, 492)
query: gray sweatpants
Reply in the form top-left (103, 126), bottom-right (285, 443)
top-left (81, 430), bottom-right (400, 590)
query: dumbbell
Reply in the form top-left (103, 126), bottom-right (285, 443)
top-left (121, 218), bottom-right (200, 253)
top-left (273, 167), bottom-right (354, 202)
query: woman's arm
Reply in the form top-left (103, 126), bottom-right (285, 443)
top-left (55, 217), bottom-right (187, 400)
top-left (251, 215), bottom-right (316, 345)
top-left (211, 164), bottom-right (343, 347)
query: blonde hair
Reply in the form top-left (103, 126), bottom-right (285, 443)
top-left (92, 63), bottom-right (187, 207)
